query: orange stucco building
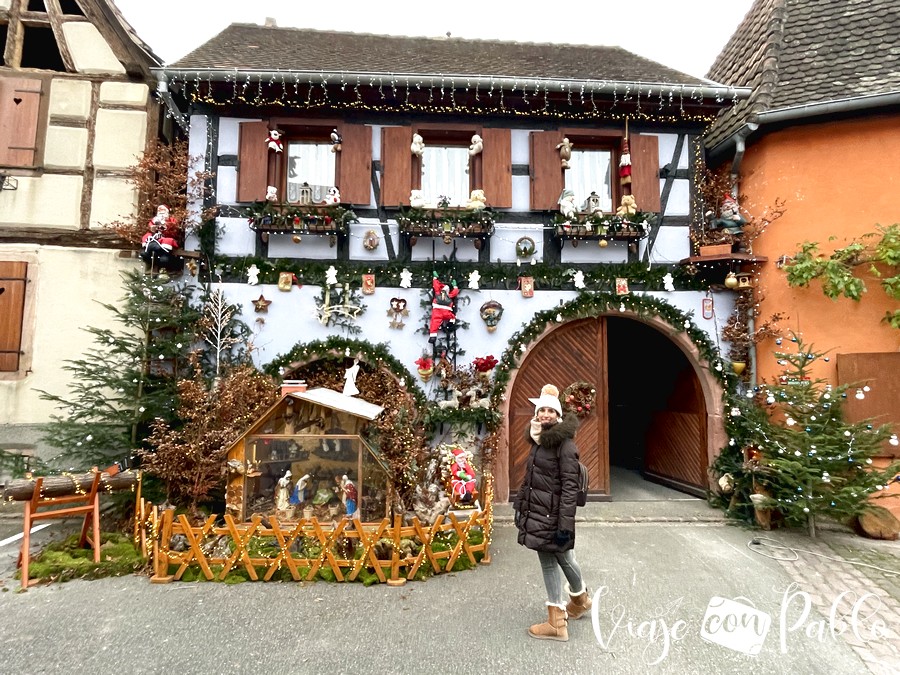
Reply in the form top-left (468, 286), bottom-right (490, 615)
top-left (706, 0), bottom-right (900, 515)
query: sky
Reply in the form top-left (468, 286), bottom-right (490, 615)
top-left (113, 0), bottom-right (755, 80)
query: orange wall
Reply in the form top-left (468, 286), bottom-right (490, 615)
top-left (737, 114), bottom-right (900, 515)
top-left (740, 114), bottom-right (900, 383)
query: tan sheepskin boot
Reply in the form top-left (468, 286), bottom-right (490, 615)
top-left (528, 603), bottom-right (568, 641)
top-left (565, 583), bottom-right (592, 620)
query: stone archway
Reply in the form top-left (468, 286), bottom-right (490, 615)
top-left (493, 311), bottom-right (726, 502)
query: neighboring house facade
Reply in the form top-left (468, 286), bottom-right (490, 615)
top-left (159, 23), bottom-right (749, 502)
top-left (705, 0), bottom-right (900, 511)
top-left (0, 0), bottom-right (160, 468)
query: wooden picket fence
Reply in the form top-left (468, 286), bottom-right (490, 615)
top-left (138, 495), bottom-right (492, 586)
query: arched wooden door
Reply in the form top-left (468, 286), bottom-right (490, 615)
top-left (509, 318), bottom-right (610, 497)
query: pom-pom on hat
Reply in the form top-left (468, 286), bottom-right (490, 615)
top-left (529, 384), bottom-right (563, 417)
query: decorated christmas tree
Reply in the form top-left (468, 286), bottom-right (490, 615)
top-left (738, 333), bottom-right (900, 537)
top-left (37, 269), bottom-right (202, 469)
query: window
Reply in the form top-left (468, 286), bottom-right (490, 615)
top-left (381, 125), bottom-right (511, 208)
top-left (565, 149), bottom-right (614, 212)
top-left (0, 261), bottom-right (28, 372)
top-left (420, 145), bottom-right (469, 206)
top-left (530, 130), bottom-right (660, 212)
top-left (20, 24), bottom-right (65, 71)
top-left (236, 121), bottom-right (371, 205)
top-left (286, 141), bottom-right (335, 203)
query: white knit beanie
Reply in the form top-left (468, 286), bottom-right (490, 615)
top-left (528, 384), bottom-right (563, 417)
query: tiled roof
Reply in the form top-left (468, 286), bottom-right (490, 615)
top-left (705, 0), bottom-right (900, 150)
top-left (170, 24), bottom-right (713, 88)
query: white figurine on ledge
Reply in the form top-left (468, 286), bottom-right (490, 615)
top-left (275, 470), bottom-right (292, 511)
top-left (410, 133), bottom-right (425, 156)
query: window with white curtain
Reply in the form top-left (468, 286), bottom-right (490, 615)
top-left (286, 141), bottom-right (336, 203)
top-left (565, 149), bottom-right (613, 212)
top-left (420, 145), bottom-right (470, 206)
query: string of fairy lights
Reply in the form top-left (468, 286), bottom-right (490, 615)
top-left (164, 70), bottom-right (737, 124)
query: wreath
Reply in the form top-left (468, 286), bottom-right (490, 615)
top-left (563, 381), bottom-right (596, 419)
top-left (515, 236), bottom-right (536, 258)
top-left (363, 229), bottom-right (380, 251)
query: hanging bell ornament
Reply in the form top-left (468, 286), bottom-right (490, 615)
top-left (724, 272), bottom-right (739, 288)
top-left (292, 234), bottom-right (302, 244)
top-left (599, 239), bottom-right (608, 248)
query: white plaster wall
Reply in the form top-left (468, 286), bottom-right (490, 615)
top-left (216, 217), bottom-right (257, 256)
top-left (48, 79), bottom-right (92, 120)
top-left (99, 82), bottom-right (149, 107)
top-left (209, 280), bottom-right (729, 377)
top-left (0, 248), bottom-right (138, 424)
top-left (649, 226), bottom-right (692, 265)
top-left (665, 179), bottom-right (691, 216)
top-left (93, 109), bottom-right (148, 170)
top-left (90, 175), bottom-right (139, 228)
top-left (62, 22), bottom-right (126, 75)
top-left (0, 175), bottom-right (83, 228)
top-left (43, 126), bottom-right (88, 170)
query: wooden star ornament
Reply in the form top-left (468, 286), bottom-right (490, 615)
top-left (253, 294), bottom-right (272, 313)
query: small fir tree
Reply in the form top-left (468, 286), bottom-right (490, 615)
top-left (739, 333), bottom-right (899, 537)
top-left (38, 269), bottom-right (201, 469)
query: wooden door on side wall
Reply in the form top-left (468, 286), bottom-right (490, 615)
top-left (509, 318), bottom-right (609, 497)
top-left (644, 366), bottom-right (708, 492)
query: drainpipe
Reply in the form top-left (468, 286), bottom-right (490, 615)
top-left (729, 123), bottom-right (759, 388)
top-left (155, 74), bottom-right (189, 134)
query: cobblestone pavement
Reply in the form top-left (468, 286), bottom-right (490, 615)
top-left (741, 529), bottom-right (900, 675)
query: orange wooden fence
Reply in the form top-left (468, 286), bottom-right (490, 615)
top-left (138, 477), bottom-right (493, 586)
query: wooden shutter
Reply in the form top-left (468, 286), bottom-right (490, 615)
top-left (0, 78), bottom-right (43, 167)
top-left (0, 262), bottom-right (28, 372)
top-left (236, 121), bottom-right (269, 202)
top-left (481, 127), bottom-right (512, 208)
top-left (530, 130), bottom-right (564, 210)
top-left (380, 125), bottom-right (412, 207)
top-left (336, 122), bottom-right (372, 206)
top-left (837, 352), bottom-right (900, 458)
top-left (629, 133), bottom-right (660, 213)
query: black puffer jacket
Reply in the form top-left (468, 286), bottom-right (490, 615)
top-left (513, 413), bottom-right (581, 552)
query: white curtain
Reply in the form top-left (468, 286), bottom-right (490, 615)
top-left (565, 149), bottom-right (613, 212)
top-left (421, 146), bottom-right (470, 206)
top-left (286, 142), bottom-right (335, 202)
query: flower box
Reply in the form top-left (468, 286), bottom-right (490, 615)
top-left (699, 244), bottom-right (733, 257)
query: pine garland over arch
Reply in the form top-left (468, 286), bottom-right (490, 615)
top-left (487, 291), bottom-right (738, 426)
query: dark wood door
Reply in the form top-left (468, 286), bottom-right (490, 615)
top-left (509, 318), bottom-right (609, 497)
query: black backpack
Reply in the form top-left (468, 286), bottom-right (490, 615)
top-left (576, 461), bottom-right (589, 507)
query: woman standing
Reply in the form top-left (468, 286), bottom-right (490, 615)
top-left (514, 384), bottom-right (591, 642)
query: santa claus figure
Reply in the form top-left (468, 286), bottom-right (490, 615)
top-left (140, 205), bottom-right (180, 269)
top-left (449, 448), bottom-right (476, 505)
top-left (428, 273), bottom-right (459, 343)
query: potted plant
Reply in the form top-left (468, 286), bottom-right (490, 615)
top-left (721, 291), bottom-right (785, 376)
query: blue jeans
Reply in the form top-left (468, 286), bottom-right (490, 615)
top-left (537, 549), bottom-right (585, 605)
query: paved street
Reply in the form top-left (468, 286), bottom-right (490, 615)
top-left (1, 499), bottom-right (898, 675)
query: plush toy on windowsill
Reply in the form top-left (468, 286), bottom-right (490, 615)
top-left (616, 194), bottom-right (638, 217)
top-left (466, 189), bottom-right (487, 210)
top-left (266, 129), bottom-right (283, 153)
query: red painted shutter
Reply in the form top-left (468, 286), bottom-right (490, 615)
top-left (336, 123), bottom-right (372, 206)
top-left (236, 121), bottom-right (270, 202)
top-left (0, 78), bottom-right (43, 167)
top-left (380, 125), bottom-right (412, 207)
top-left (481, 127), bottom-right (511, 208)
top-left (0, 262), bottom-right (28, 372)
top-left (629, 133), bottom-right (660, 213)
top-left (530, 130), bottom-right (564, 210)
